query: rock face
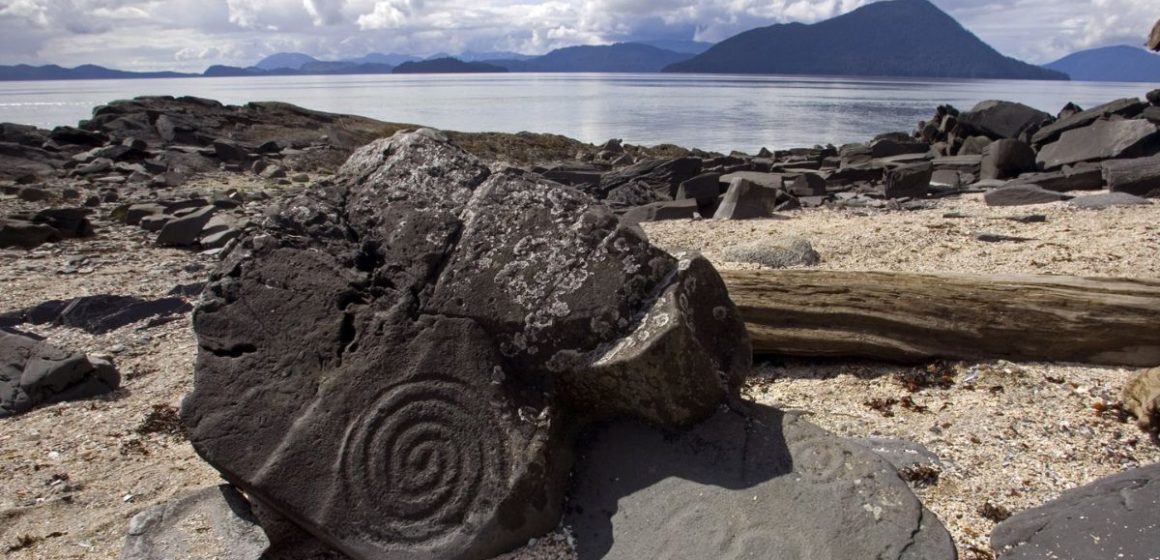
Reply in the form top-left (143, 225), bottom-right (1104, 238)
top-left (0, 331), bottom-right (120, 417)
top-left (181, 130), bottom-right (751, 560)
top-left (566, 405), bottom-right (956, 560)
top-left (958, 100), bottom-right (1052, 140)
top-left (120, 485), bottom-right (268, 560)
top-left (1036, 119), bottom-right (1160, 170)
top-left (992, 463), bottom-right (1160, 560)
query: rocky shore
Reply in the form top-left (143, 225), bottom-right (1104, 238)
top-left (2, 91), bottom-right (1159, 560)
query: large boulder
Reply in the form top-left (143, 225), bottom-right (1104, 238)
top-left (596, 157), bottom-right (702, 200)
top-left (992, 463), bottom-right (1160, 559)
top-left (958, 100), bottom-right (1052, 140)
top-left (181, 129), bottom-right (750, 560)
top-left (713, 177), bottom-right (782, 219)
top-left (981, 139), bottom-right (1037, 180)
top-left (566, 405), bottom-right (955, 560)
top-left (1030, 98), bottom-right (1147, 147)
top-left (1102, 154), bottom-right (1160, 196)
top-left (1037, 119), bottom-right (1160, 170)
top-left (0, 331), bottom-right (120, 417)
top-left (882, 162), bottom-right (932, 198)
top-left (1008, 165), bottom-right (1104, 192)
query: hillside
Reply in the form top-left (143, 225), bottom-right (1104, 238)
top-left (254, 52), bottom-right (318, 71)
top-left (664, 0), bottom-right (1066, 80)
top-left (1043, 45), bottom-right (1160, 82)
top-left (489, 43), bottom-right (693, 72)
top-left (392, 58), bottom-right (508, 74)
top-left (0, 64), bottom-right (193, 81)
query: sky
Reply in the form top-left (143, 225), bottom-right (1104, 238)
top-left (0, 0), bottom-right (1155, 71)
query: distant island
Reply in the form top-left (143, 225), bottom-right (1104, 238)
top-left (393, 58), bottom-right (507, 74)
top-left (665, 0), bottom-right (1066, 80)
top-left (1042, 45), bottom-right (1160, 82)
top-left (0, 0), bottom-right (1088, 82)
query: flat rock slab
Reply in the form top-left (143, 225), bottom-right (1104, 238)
top-left (984, 184), bottom-right (1072, 207)
top-left (121, 485), bottom-right (268, 560)
top-left (1068, 192), bottom-right (1152, 209)
top-left (1, 330), bottom-right (119, 417)
top-left (1037, 119), bottom-right (1160, 170)
top-left (992, 463), bottom-right (1160, 560)
top-left (566, 405), bottom-right (954, 560)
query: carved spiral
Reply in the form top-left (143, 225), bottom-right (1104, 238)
top-left (790, 438), bottom-right (850, 483)
top-left (341, 377), bottom-right (511, 543)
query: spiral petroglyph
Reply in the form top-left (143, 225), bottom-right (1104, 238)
top-left (341, 376), bottom-right (511, 544)
top-left (791, 437), bottom-right (850, 483)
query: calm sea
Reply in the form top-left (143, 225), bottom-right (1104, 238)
top-left (0, 73), bottom-right (1151, 153)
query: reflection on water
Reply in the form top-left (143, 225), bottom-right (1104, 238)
top-left (0, 73), bottom-right (1149, 153)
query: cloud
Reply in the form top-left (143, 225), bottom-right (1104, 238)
top-left (0, 0), bottom-right (1153, 71)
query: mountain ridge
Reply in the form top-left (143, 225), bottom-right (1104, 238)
top-left (665, 0), bottom-right (1066, 80)
top-left (1043, 45), bottom-right (1160, 82)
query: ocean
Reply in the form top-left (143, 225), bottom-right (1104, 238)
top-left (0, 73), bottom-right (1150, 153)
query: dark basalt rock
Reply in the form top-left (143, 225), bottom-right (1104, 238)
top-left (181, 129), bottom-right (750, 560)
top-left (0, 330), bottom-right (120, 417)
top-left (1037, 119), bottom-right (1160, 170)
top-left (713, 177), bottom-right (782, 219)
top-left (981, 139), bottom-right (1037, 180)
top-left (0, 294), bottom-right (192, 335)
top-left (1031, 98), bottom-right (1147, 147)
top-left (882, 162), bottom-right (932, 199)
top-left (566, 404), bottom-right (956, 560)
top-left (984, 185), bottom-right (1073, 207)
top-left (958, 100), bottom-right (1052, 140)
top-left (619, 199), bottom-right (698, 225)
top-left (597, 157), bottom-right (702, 200)
top-left (992, 463), bottom-right (1160, 560)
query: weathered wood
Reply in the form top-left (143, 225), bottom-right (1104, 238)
top-left (720, 270), bottom-right (1160, 367)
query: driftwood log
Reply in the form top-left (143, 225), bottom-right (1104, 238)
top-left (720, 270), bottom-right (1160, 367)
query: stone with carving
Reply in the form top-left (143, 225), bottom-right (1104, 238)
top-left (182, 129), bottom-right (750, 560)
top-left (566, 404), bottom-right (955, 560)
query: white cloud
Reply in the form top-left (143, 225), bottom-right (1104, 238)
top-left (0, 0), bottom-right (1153, 70)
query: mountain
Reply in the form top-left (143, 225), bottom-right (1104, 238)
top-left (345, 53), bottom-right (418, 66)
top-left (1043, 45), bottom-right (1160, 82)
top-left (0, 64), bottom-right (194, 81)
top-left (664, 0), bottom-right (1066, 80)
top-left (392, 58), bottom-right (508, 74)
top-left (457, 50), bottom-right (534, 62)
top-left (204, 62), bottom-right (394, 77)
top-left (636, 39), bottom-right (715, 55)
top-left (254, 53), bottom-right (319, 71)
top-left (488, 43), bottom-right (693, 72)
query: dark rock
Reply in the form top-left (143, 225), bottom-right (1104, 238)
top-left (5, 295), bottom-right (192, 335)
top-left (719, 237), bottom-right (820, 268)
top-left (0, 330), bottom-right (119, 417)
top-left (932, 155), bottom-right (983, 175)
top-left (603, 180), bottom-right (670, 209)
top-left (181, 130), bottom-right (750, 559)
top-left (981, 139), bottom-right (1037, 180)
top-left (1057, 102), bottom-right (1083, 120)
top-left (73, 158), bottom-right (113, 176)
top-left (1068, 192), bottom-right (1152, 209)
top-left (984, 185), bottom-right (1073, 206)
top-left (0, 142), bottom-right (65, 179)
top-left (15, 185), bottom-right (52, 202)
top-left (566, 405), bottom-right (955, 560)
top-left (156, 206), bottom-right (215, 247)
top-left (719, 171), bottom-right (782, 189)
top-left (976, 233), bottom-right (1034, 243)
top-left (542, 166), bottom-right (602, 190)
top-left (1037, 119), bottom-right (1160, 170)
top-left (125, 203), bottom-right (166, 226)
top-left (49, 126), bottom-right (106, 147)
top-left (139, 215), bottom-right (171, 232)
top-left (0, 219), bottom-right (58, 249)
top-left (785, 172), bottom-right (826, 196)
top-left (0, 122), bottom-right (49, 146)
top-left (713, 177), bottom-right (780, 219)
top-left (1102, 155), bottom-right (1160, 196)
top-left (1009, 165), bottom-right (1105, 192)
top-left (120, 485), bottom-right (268, 560)
top-left (869, 138), bottom-right (929, 158)
top-left (168, 283), bottom-right (206, 298)
top-left (1148, 89), bottom-right (1160, 106)
top-left (882, 162), bottom-right (932, 199)
top-left (958, 100), bottom-right (1052, 140)
top-left (956, 135), bottom-right (992, 156)
top-left (992, 463), bottom-right (1160, 560)
top-left (675, 172), bottom-right (722, 207)
top-left (34, 208), bottom-right (93, 238)
top-left (827, 164), bottom-right (884, 185)
top-left (1031, 98), bottom-right (1147, 147)
top-left (620, 199), bottom-right (698, 225)
top-left (212, 140), bottom-right (252, 163)
top-left (597, 157), bottom-right (702, 199)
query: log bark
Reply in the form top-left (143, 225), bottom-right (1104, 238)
top-left (720, 270), bottom-right (1160, 367)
